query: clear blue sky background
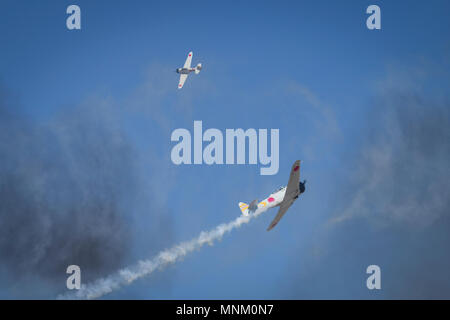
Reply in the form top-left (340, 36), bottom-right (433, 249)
top-left (1, 0), bottom-right (449, 299)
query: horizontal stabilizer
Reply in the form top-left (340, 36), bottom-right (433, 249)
top-left (238, 202), bottom-right (249, 216)
top-left (248, 199), bottom-right (258, 213)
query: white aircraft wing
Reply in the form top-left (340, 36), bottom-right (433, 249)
top-left (267, 202), bottom-right (292, 231)
top-left (178, 74), bottom-right (188, 89)
top-left (266, 160), bottom-right (300, 231)
top-left (183, 51), bottom-right (193, 68)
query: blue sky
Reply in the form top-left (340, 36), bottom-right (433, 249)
top-left (1, 0), bottom-right (450, 299)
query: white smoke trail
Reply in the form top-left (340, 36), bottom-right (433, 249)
top-left (58, 207), bottom-right (267, 299)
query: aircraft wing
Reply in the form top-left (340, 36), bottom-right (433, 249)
top-left (178, 74), bottom-right (188, 89)
top-left (183, 52), bottom-right (193, 68)
top-left (266, 160), bottom-right (300, 231)
top-left (284, 160), bottom-right (300, 203)
top-left (267, 202), bottom-right (292, 231)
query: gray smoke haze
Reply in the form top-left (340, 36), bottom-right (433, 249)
top-left (331, 92), bottom-right (450, 228)
top-left (288, 87), bottom-right (450, 299)
top-left (0, 90), bottom-right (138, 293)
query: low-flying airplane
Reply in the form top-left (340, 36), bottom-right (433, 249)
top-left (176, 51), bottom-right (202, 89)
top-left (238, 160), bottom-right (306, 231)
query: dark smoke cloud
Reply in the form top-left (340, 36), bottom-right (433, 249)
top-left (331, 92), bottom-right (450, 228)
top-left (287, 84), bottom-right (450, 299)
top-left (0, 91), bottom-right (137, 292)
top-left (333, 91), bottom-right (450, 298)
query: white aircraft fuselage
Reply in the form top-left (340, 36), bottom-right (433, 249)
top-left (176, 67), bottom-right (196, 74)
top-left (239, 183), bottom-right (305, 216)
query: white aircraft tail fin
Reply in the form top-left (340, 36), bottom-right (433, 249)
top-left (195, 63), bottom-right (202, 74)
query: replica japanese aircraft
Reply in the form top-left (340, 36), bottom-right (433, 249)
top-left (238, 160), bottom-right (306, 231)
top-left (176, 51), bottom-right (202, 89)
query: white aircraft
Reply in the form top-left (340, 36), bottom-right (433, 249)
top-left (238, 160), bottom-right (306, 231)
top-left (176, 51), bottom-right (202, 89)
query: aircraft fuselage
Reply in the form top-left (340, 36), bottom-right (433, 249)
top-left (240, 181), bottom-right (306, 215)
top-left (176, 67), bottom-right (195, 74)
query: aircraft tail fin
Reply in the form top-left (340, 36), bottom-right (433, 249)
top-left (195, 63), bottom-right (202, 74)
